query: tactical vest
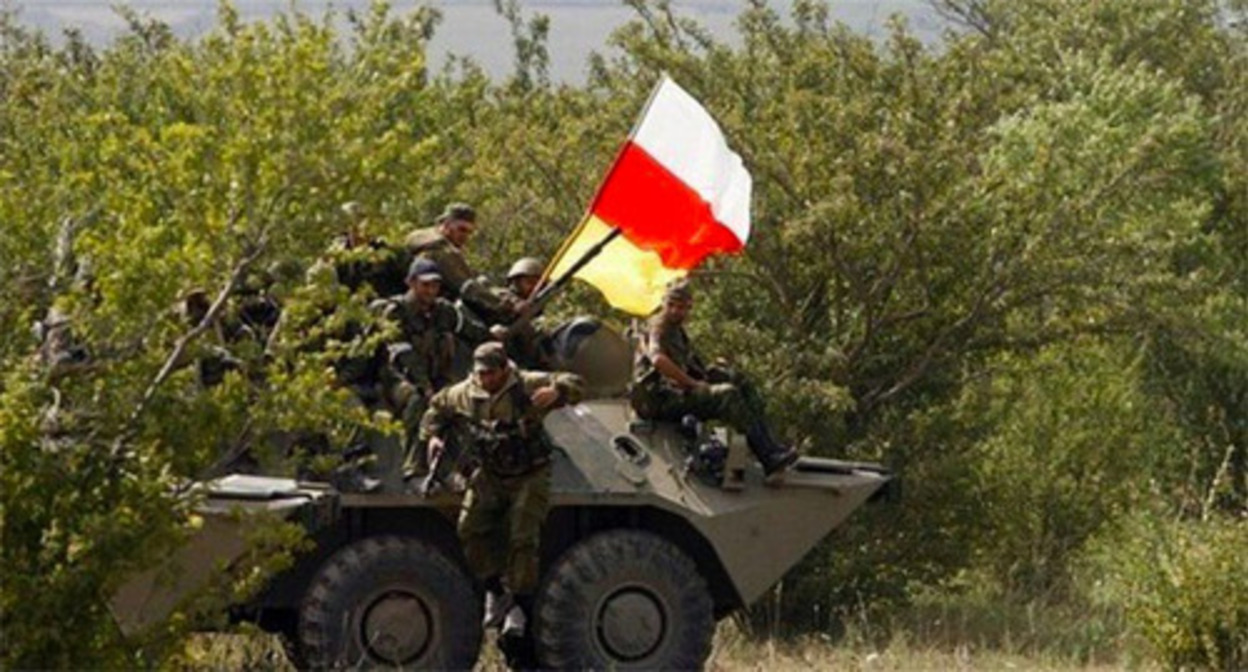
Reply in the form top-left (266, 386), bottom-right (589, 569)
top-left (473, 382), bottom-right (552, 478)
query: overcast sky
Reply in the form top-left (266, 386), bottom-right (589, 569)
top-left (6, 1), bottom-right (943, 81)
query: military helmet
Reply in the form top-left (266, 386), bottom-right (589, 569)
top-left (506, 257), bottom-right (544, 280)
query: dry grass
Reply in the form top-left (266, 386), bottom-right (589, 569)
top-left (703, 621), bottom-right (1145, 671)
top-left (185, 620), bottom-right (1150, 671)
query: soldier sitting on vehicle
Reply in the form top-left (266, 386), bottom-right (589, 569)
top-left (419, 342), bottom-right (584, 639)
top-left (405, 202), bottom-right (508, 336)
top-left (631, 278), bottom-right (799, 479)
top-left (486, 256), bottom-right (554, 369)
top-left (371, 258), bottom-right (460, 479)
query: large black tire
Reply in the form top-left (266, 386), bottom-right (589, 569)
top-left (298, 536), bottom-right (482, 670)
top-left (534, 530), bottom-right (714, 670)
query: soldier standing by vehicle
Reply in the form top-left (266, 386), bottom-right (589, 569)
top-left (372, 258), bottom-right (459, 478)
top-left (419, 342), bottom-right (583, 638)
top-left (632, 279), bottom-right (799, 479)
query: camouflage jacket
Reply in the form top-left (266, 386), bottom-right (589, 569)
top-left (419, 368), bottom-right (583, 444)
top-left (404, 226), bottom-right (506, 317)
top-left (634, 314), bottom-right (708, 388)
top-left (404, 227), bottom-right (473, 298)
top-left (372, 293), bottom-right (458, 391)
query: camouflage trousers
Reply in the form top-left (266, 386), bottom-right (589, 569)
top-left (458, 463), bottom-right (551, 595)
top-left (634, 367), bottom-right (766, 433)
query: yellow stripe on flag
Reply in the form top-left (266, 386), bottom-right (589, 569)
top-left (549, 216), bottom-right (686, 316)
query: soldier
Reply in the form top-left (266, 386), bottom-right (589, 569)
top-left (372, 258), bottom-right (460, 477)
top-left (327, 201), bottom-right (411, 298)
top-left (487, 256), bottom-right (552, 369)
top-left (419, 342), bottom-right (583, 638)
top-left (631, 278), bottom-right (799, 478)
top-left (405, 202), bottom-right (507, 324)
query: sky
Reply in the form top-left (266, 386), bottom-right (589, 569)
top-left (6, 1), bottom-right (944, 81)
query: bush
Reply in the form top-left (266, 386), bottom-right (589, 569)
top-left (1089, 513), bottom-right (1248, 670)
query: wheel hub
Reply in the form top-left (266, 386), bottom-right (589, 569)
top-left (596, 586), bottom-right (666, 662)
top-left (360, 589), bottom-right (432, 665)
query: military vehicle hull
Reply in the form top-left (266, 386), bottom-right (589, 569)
top-left (113, 398), bottom-right (894, 669)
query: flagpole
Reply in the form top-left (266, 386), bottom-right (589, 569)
top-left (537, 74), bottom-right (671, 289)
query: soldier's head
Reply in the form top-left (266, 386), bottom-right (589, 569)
top-left (436, 202), bottom-right (477, 247)
top-left (472, 342), bottom-right (511, 392)
top-left (506, 257), bottom-right (544, 299)
top-left (660, 278), bottom-right (694, 324)
top-left (406, 257), bottom-right (443, 304)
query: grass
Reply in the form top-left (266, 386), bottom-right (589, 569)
top-left (183, 617), bottom-right (1153, 671)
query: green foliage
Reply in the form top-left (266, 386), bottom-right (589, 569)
top-left (1088, 514), bottom-right (1248, 670)
top-left (1, 0), bottom-right (1246, 666)
top-left (965, 342), bottom-right (1185, 598)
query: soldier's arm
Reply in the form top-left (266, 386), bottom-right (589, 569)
top-left (459, 277), bottom-right (508, 319)
top-left (647, 323), bottom-right (703, 390)
top-left (522, 371), bottom-right (585, 406)
top-left (450, 301), bottom-right (492, 344)
top-left (433, 249), bottom-right (475, 297)
top-left (418, 388), bottom-right (455, 442)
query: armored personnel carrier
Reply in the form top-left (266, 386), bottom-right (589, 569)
top-left (111, 322), bottom-right (895, 670)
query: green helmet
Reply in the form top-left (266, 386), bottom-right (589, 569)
top-left (506, 257), bottom-right (544, 280)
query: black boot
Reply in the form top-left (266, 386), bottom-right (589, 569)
top-left (746, 422), bottom-right (799, 478)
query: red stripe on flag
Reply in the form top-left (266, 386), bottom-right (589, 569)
top-left (592, 142), bottom-right (744, 270)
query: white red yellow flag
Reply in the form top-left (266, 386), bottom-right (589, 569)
top-left (546, 76), bottom-right (752, 315)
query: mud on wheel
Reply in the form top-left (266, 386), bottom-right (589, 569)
top-left (297, 535), bottom-right (481, 670)
top-left (534, 529), bottom-right (714, 670)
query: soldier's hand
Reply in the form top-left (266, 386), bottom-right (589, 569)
top-left (531, 385), bottom-right (560, 409)
top-left (489, 324), bottom-right (510, 341)
top-left (427, 436), bottom-right (445, 462)
top-left (689, 380), bottom-right (711, 394)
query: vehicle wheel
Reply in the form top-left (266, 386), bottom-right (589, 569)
top-left (534, 530), bottom-right (714, 670)
top-left (298, 535), bottom-right (481, 670)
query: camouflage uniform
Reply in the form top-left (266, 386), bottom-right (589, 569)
top-left (631, 314), bottom-right (766, 430)
top-left (405, 206), bottom-right (508, 323)
top-left (419, 351), bottom-right (583, 595)
top-left (404, 227), bottom-right (474, 300)
top-left (491, 285), bottom-right (552, 369)
top-left (631, 279), bottom-right (798, 475)
top-left (372, 292), bottom-right (459, 475)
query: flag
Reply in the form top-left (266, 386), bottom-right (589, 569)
top-left (546, 76), bottom-right (752, 315)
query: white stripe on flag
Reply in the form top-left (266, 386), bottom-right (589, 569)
top-left (631, 76), bottom-right (753, 245)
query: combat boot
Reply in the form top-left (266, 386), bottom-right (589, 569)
top-left (746, 422), bottom-right (799, 481)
